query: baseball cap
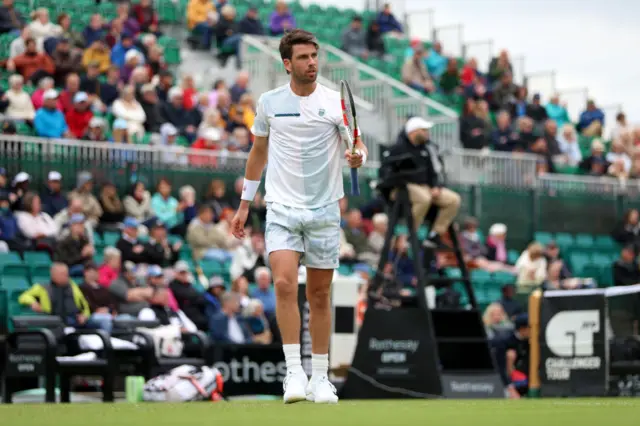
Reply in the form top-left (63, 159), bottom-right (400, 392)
top-left (73, 91), bottom-right (89, 103)
top-left (209, 276), bottom-right (225, 288)
top-left (89, 117), bottom-right (106, 128)
top-left (204, 127), bottom-right (222, 141)
top-left (13, 171), bottom-right (30, 184)
top-left (514, 313), bottom-right (529, 330)
top-left (174, 261), bottom-right (190, 273)
top-left (125, 49), bottom-right (140, 62)
top-left (148, 265), bottom-right (163, 277)
top-left (48, 171), bottom-right (62, 181)
top-left (404, 117), bottom-right (433, 134)
top-left (43, 88), bottom-right (58, 100)
top-left (69, 213), bottom-right (85, 224)
top-left (123, 261), bottom-right (136, 273)
top-left (149, 218), bottom-right (165, 229)
top-left (123, 217), bottom-right (139, 228)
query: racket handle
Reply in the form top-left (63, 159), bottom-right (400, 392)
top-left (350, 168), bottom-right (360, 196)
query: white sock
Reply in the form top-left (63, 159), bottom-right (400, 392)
top-left (311, 353), bottom-right (329, 380)
top-left (283, 344), bottom-right (303, 374)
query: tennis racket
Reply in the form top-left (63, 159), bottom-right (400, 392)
top-left (340, 80), bottom-right (360, 196)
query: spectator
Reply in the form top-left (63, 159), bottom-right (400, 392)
top-left (30, 76), bottom-right (55, 110)
top-left (145, 220), bottom-right (181, 267)
top-left (510, 86), bottom-right (527, 119)
top-left (204, 275), bottom-right (225, 316)
top-left (65, 91), bottom-right (93, 138)
top-left (40, 170), bottom-right (66, 217)
top-left (139, 83), bottom-right (162, 133)
top-left (606, 139), bottom-right (631, 179)
top-left (187, 0), bottom-right (216, 49)
top-left (545, 94), bottom-right (570, 128)
top-left (132, 0), bottom-right (159, 34)
top-left (110, 32), bottom-right (136, 69)
top-left (161, 86), bottom-right (201, 141)
top-left (3, 73), bottom-right (35, 121)
top-left (114, 2), bottom-right (140, 36)
top-left (557, 124), bottom-right (582, 166)
top-left (439, 58), bottom-right (461, 95)
top-left (238, 7), bottom-right (264, 35)
top-left (491, 72), bottom-right (518, 112)
top-left (513, 116), bottom-right (536, 149)
top-left (170, 260), bottom-right (208, 330)
top-left (9, 171), bottom-right (30, 211)
top-left (490, 110), bottom-right (518, 151)
top-left (488, 49), bottom-right (512, 82)
top-left (98, 65), bottom-right (120, 108)
top-left (460, 58), bottom-right (478, 86)
top-left (578, 139), bottom-right (609, 176)
top-left (190, 127), bottom-right (222, 166)
top-left (58, 72), bottom-right (80, 114)
top-left (525, 93), bottom-right (548, 124)
top-left (269, 0), bottom-right (295, 36)
top-left (159, 123), bottom-right (187, 165)
top-left (611, 112), bottom-right (631, 141)
top-left (500, 284), bottom-right (524, 319)
top-left (485, 223), bottom-right (510, 264)
top-left (375, 3), bottom-right (402, 35)
top-left (105, 17), bottom-right (123, 49)
top-left (79, 61), bottom-right (102, 98)
top-left (612, 209), bottom-right (640, 249)
top-left (613, 245), bottom-right (640, 286)
top-left (0, 0), bottom-right (24, 35)
top-left (577, 99), bottom-right (605, 137)
top-left (145, 45), bottom-right (166, 79)
top-left (33, 89), bottom-right (69, 138)
top-left (250, 266), bottom-right (275, 317)
top-left (179, 185), bottom-right (198, 227)
top-left (54, 213), bottom-right (94, 276)
top-left (120, 49), bottom-right (143, 84)
top-left (98, 246), bottom-right (121, 288)
top-left (123, 181), bottom-right (153, 224)
top-left (57, 13), bottom-right (83, 50)
top-left (112, 84), bottom-right (146, 141)
top-left (7, 37), bottom-right (55, 83)
top-left (19, 262), bottom-right (91, 326)
top-left (342, 16), bottom-right (367, 60)
top-left (365, 21), bottom-right (386, 59)
top-left (529, 137), bottom-right (555, 175)
top-left (425, 41), bottom-right (447, 79)
top-left (82, 40), bottom-right (111, 74)
top-left (367, 213), bottom-right (387, 262)
top-left (80, 263), bottom-right (123, 332)
top-left (151, 178), bottom-right (183, 233)
top-left (109, 260), bottom-right (153, 317)
top-left (10, 27), bottom-right (35, 58)
top-left (54, 196), bottom-right (94, 244)
top-left (230, 71), bottom-right (249, 104)
top-left (186, 204), bottom-right (229, 261)
top-left (27, 8), bottom-right (62, 47)
top-left (68, 171), bottom-right (102, 226)
top-left (116, 217), bottom-right (149, 264)
top-left (99, 182), bottom-right (125, 227)
top-left (215, 4), bottom-right (241, 68)
top-left (83, 117), bottom-right (108, 141)
top-left (541, 119), bottom-right (561, 156)
top-left (515, 242), bottom-right (547, 291)
top-left (483, 302), bottom-right (513, 340)
top-left (209, 292), bottom-right (251, 343)
top-left (401, 45), bottom-right (434, 95)
top-left (459, 98), bottom-right (489, 150)
top-left (495, 313), bottom-right (530, 398)
top-left (82, 14), bottom-right (106, 47)
top-left (230, 230), bottom-right (267, 282)
top-left (343, 209), bottom-right (377, 265)
top-left (0, 190), bottom-right (25, 252)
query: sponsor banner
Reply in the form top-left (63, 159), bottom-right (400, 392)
top-left (441, 373), bottom-right (504, 398)
top-left (213, 344), bottom-right (286, 396)
top-left (540, 293), bottom-right (607, 397)
top-left (5, 351), bottom-right (46, 376)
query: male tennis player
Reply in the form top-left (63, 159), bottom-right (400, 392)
top-left (231, 29), bottom-right (367, 404)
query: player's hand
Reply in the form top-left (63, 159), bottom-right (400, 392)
top-left (231, 204), bottom-right (249, 239)
top-left (345, 149), bottom-right (364, 168)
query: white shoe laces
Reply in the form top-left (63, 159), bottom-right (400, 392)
top-left (316, 376), bottom-right (337, 394)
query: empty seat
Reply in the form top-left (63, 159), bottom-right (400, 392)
top-left (493, 271), bottom-right (516, 286)
top-left (470, 269), bottom-right (491, 287)
top-left (555, 233), bottom-right (574, 251)
top-left (594, 235), bottom-right (617, 250)
top-left (103, 232), bottom-right (120, 246)
top-left (569, 252), bottom-right (591, 275)
top-left (507, 249), bottom-right (520, 264)
top-left (574, 233), bottom-right (595, 249)
top-left (2, 263), bottom-right (30, 279)
top-left (23, 251), bottom-right (51, 266)
top-left (535, 232), bottom-right (553, 245)
top-left (0, 252), bottom-right (22, 266)
top-left (1, 277), bottom-right (30, 291)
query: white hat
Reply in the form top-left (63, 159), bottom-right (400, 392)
top-left (174, 260), bottom-right (190, 272)
top-left (47, 171), bottom-right (62, 181)
top-left (161, 122), bottom-right (178, 137)
top-left (73, 91), bottom-right (89, 103)
top-left (168, 86), bottom-right (184, 100)
top-left (405, 117), bottom-right (433, 134)
top-left (13, 171), bottom-right (30, 184)
top-left (89, 117), bottom-right (106, 128)
top-left (204, 127), bottom-right (221, 141)
top-left (125, 49), bottom-right (140, 62)
top-left (43, 88), bottom-right (58, 100)
top-left (489, 223), bottom-right (507, 236)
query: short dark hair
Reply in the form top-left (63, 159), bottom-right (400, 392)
top-left (279, 29), bottom-right (319, 62)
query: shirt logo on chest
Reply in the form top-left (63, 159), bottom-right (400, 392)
top-left (318, 108), bottom-right (325, 117)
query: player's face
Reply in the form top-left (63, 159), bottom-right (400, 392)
top-left (286, 43), bottom-right (318, 84)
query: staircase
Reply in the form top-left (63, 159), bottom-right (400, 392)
top-left (240, 35), bottom-right (460, 162)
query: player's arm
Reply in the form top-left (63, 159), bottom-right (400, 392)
top-left (238, 135), bottom-right (268, 209)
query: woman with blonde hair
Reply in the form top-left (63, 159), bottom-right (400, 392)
top-left (4, 74), bottom-right (35, 121)
top-left (515, 242), bottom-right (547, 290)
top-left (482, 302), bottom-right (513, 339)
top-left (112, 85), bottom-right (146, 141)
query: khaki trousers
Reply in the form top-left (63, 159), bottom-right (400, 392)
top-left (406, 184), bottom-right (461, 234)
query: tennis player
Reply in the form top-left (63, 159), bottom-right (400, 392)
top-left (231, 29), bottom-right (367, 404)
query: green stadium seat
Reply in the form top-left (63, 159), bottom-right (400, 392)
top-left (493, 271), bottom-right (516, 286)
top-left (93, 253), bottom-right (104, 265)
top-left (2, 264), bottom-right (29, 279)
top-left (507, 250), bottom-right (520, 264)
top-left (555, 233), bottom-right (574, 251)
top-left (31, 264), bottom-right (52, 284)
top-left (569, 252), bottom-right (590, 276)
top-left (338, 264), bottom-right (352, 276)
top-left (534, 231), bottom-right (553, 245)
top-left (444, 268), bottom-right (462, 278)
top-left (199, 259), bottom-right (224, 277)
top-left (23, 251), bottom-right (51, 266)
top-left (581, 264), bottom-right (602, 283)
top-left (574, 233), bottom-right (595, 250)
top-left (594, 235), bottom-right (617, 250)
top-left (0, 252), bottom-right (22, 266)
top-left (470, 269), bottom-right (491, 288)
top-left (0, 276), bottom-right (30, 291)
top-left (591, 253), bottom-right (610, 267)
top-left (103, 231), bottom-right (120, 246)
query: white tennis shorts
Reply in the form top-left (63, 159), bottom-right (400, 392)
top-left (265, 201), bottom-right (341, 269)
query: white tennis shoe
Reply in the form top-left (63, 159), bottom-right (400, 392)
top-left (306, 376), bottom-right (339, 404)
top-left (283, 370), bottom-right (308, 404)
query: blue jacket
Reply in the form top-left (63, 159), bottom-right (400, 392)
top-left (389, 251), bottom-right (415, 287)
top-left (426, 50), bottom-right (447, 78)
top-left (34, 108), bottom-right (67, 138)
top-left (250, 288), bottom-right (276, 316)
top-left (82, 27), bottom-right (106, 47)
top-left (376, 12), bottom-right (402, 33)
top-left (0, 210), bottom-right (18, 241)
top-left (577, 109), bottom-right (605, 132)
top-left (40, 188), bottom-right (68, 217)
top-left (110, 43), bottom-right (139, 68)
top-left (545, 103), bottom-right (570, 128)
top-left (209, 312), bottom-right (251, 343)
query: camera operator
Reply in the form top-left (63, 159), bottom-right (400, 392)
top-left (380, 117), bottom-right (461, 248)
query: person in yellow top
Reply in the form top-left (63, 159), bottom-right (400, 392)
top-left (18, 262), bottom-right (91, 327)
top-left (82, 39), bottom-right (111, 74)
top-left (187, 0), bottom-right (217, 49)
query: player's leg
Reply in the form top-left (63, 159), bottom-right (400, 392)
top-left (302, 202), bottom-right (341, 404)
top-left (265, 202), bottom-right (307, 403)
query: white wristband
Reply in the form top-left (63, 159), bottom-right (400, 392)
top-left (241, 179), bottom-right (260, 201)
top-left (357, 148), bottom-right (367, 166)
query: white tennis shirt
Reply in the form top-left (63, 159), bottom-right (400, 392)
top-left (251, 83), bottom-right (345, 209)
